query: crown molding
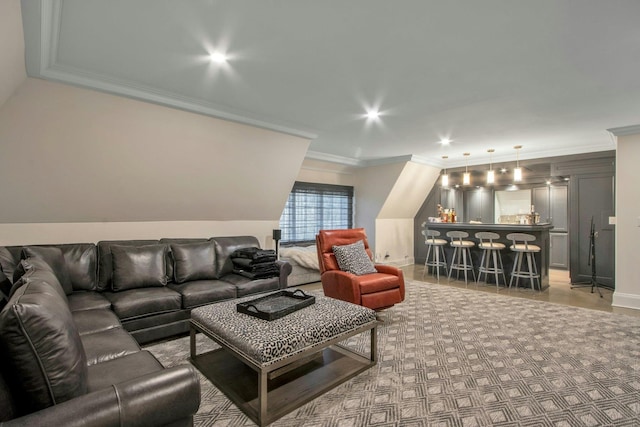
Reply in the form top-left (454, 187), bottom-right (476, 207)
top-left (607, 124), bottom-right (640, 137)
top-left (304, 151), bottom-right (364, 167)
top-left (32, 0), bottom-right (318, 141)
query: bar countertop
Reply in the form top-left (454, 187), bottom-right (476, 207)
top-left (423, 222), bottom-right (554, 231)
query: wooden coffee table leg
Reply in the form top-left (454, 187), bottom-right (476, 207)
top-left (190, 325), bottom-right (197, 359)
top-left (370, 325), bottom-right (377, 363)
top-left (259, 369), bottom-right (268, 425)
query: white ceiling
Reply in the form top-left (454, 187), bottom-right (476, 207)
top-left (22, 0), bottom-right (640, 167)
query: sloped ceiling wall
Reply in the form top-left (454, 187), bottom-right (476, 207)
top-left (0, 0), bottom-right (26, 107)
top-left (378, 161), bottom-right (441, 219)
top-left (0, 78), bottom-right (310, 223)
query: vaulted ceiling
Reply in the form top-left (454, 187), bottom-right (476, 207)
top-left (22, 0), bottom-right (640, 167)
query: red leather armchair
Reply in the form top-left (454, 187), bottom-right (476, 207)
top-left (316, 228), bottom-right (405, 310)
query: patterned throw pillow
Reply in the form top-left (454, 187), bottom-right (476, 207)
top-left (332, 240), bottom-right (377, 276)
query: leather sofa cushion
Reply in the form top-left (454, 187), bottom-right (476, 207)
top-left (67, 291), bottom-right (112, 312)
top-left (170, 241), bottom-right (217, 283)
top-left (97, 240), bottom-right (159, 291)
top-left (169, 280), bottom-right (236, 309)
top-left (0, 246), bottom-right (20, 285)
top-left (10, 261), bottom-right (68, 302)
top-left (104, 287), bottom-right (182, 321)
top-left (87, 350), bottom-right (163, 392)
top-left (0, 270), bottom-right (10, 310)
top-left (221, 274), bottom-right (281, 297)
top-left (21, 246), bottom-right (73, 294)
top-left (80, 327), bottom-right (141, 366)
top-left (58, 244), bottom-right (97, 291)
top-left (111, 244), bottom-right (168, 291)
top-left (0, 268), bottom-right (88, 413)
top-left (73, 309), bottom-right (121, 336)
top-left (212, 236), bottom-right (261, 277)
top-left (0, 370), bottom-right (16, 422)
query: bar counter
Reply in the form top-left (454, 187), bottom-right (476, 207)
top-left (421, 222), bottom-right (554, 290)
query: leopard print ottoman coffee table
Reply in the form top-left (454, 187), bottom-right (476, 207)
top-left (190, 291), bottom-right (379, 426)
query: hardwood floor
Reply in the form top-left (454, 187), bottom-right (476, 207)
top-left (299, 265), bottom-right (640, 318)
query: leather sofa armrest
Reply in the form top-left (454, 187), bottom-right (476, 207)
top-left (1, 365), bottom-right (200, 427)
top-left (276, 260), bottom-right (292, 289)
top-left (320, 270), bottom-right (361, 304)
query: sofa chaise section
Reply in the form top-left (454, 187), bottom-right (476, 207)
top-left (0, 264), bottom-right (200, 426)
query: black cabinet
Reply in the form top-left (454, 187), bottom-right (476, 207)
top-left (534, 185), bottom-right (569, 269)
top-left (550, 186), bottom-right (568, 232)
top-left (440, 188), bottom-right (463, 216)
top-left (569, 173), bottom-right (615, 287)
top-left (463, 188), bottom-right (494, 223)
top-left (550, 233), bottom-right (569, 269)
top-left (532, 185), bottom-right (568, 230)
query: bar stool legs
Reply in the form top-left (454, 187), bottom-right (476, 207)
top-left (423, 241), bottom-right (448, 281)
top-left (475, 232), bottom-right (506, 289)
top-left (507, 233), bottom-right (541, 291)
top-left (478, 247), bottom-right (507, 288)
top-left (446, 231), bottom-right (476, 284)
top-left (421, 229), bottom-right (448, 282)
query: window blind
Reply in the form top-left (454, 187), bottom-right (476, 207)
top-left (279, 181), bottom-right (354, 244)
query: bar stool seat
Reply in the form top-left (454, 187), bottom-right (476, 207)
top-left (446, 231), bottom-right (476, 284)
top-left (421, 229), bottom-right (448, 281)
top-left (506, 233), bottom-right (541, 291)
top-left (475, 232), bottom-right (507, 289)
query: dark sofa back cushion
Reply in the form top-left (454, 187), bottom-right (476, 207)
top-left (111, 244), bottom-right (169, 291)
top-left (170, 241), bottom-right (217, 283)
top-left (0, 270), bottom-right (11, 311)
top-left (57, 244), bottom-right (97, 291)
top-left (11, 259), bottom-right (68, 302)
top-left (0, 247), bottom-right (21, 285)
top-left (0, 268), bottom-right (88, 414)
top-left (1, 244), bottom-right (97, 292)
top-left (97, 240), bottom-right (159, 291)
top-left (212, 236), bottom-right (261, 277)
top-left (21, 246), bottom-right (73, 295)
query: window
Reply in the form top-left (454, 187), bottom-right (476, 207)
top-left (279, 181), bottom-right (354, 244)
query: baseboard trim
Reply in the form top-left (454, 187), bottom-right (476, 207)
top-left (612, 291), bottom-right (640, 311)
top-left (384, 257), bottom-right (414, 267)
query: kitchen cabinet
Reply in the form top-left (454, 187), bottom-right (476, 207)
top-left (464, 188), bottom-right (493, 223)
top-left (550, 186), bottom-right (568, 232)
top-left (440, 187), bottom-right (463, 216)
top-left (533, 187), bottom-right (550, 223)
top-left (533, 185), bottom-right (567, 229)
top-left (550, 232), bottom-right (569, 269)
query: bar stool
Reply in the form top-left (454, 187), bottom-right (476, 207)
top-left (421, 229), bottom-right (448, 281)
top-left (506, 233), bottom-right (541, 291)
top-left (446, 231), bottom-right (476, 284)
top-left (475, 232), bottom-right (507, 289)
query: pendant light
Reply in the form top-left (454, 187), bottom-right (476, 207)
top-left (441, 155), bottom-right (449, 187)
top-left (486, 149), bottom-right (495, 184)
top-left (463, 153), bottom-right (471, 185)
top-left (513, 145), bottom-right (523, 182)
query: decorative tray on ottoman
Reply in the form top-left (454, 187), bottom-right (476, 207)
top-left (237, 289), bottom-right (315, 321)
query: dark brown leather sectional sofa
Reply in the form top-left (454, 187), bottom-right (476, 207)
top-left (0, 236), bottom-right (292, 426)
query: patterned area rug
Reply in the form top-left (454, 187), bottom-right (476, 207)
top-left (145, 281), bottom-right (640, 426)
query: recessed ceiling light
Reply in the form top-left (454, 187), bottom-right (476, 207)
top-left (366, 110), bottom-right (380, 120)
top-left (209, 51), bottom-right (228, 64)
top-left (439, 138), bottom-right (451, 145)
top-left (500, 168), bottom-right (508, 174)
